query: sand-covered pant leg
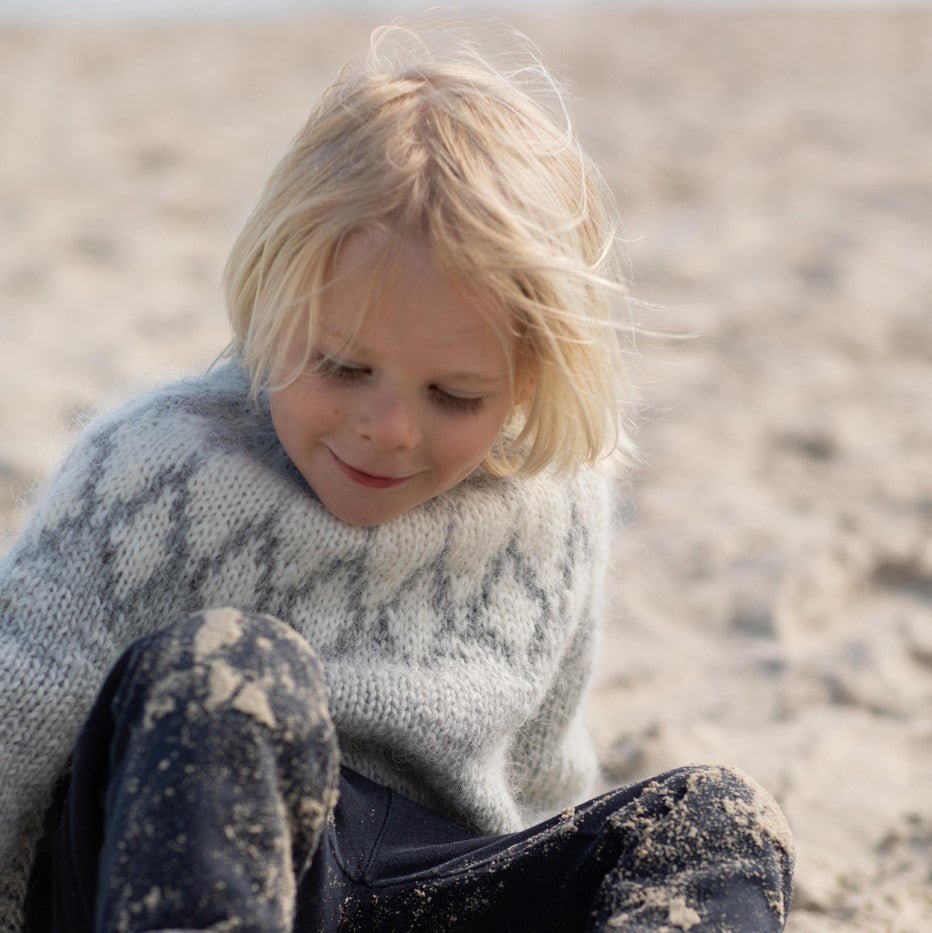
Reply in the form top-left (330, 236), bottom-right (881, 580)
top-left (590, 765), bottom-right (795, 931)
top-left (323, 764), bottom-right (794, 932)
top-left (34, 608), bottom-right (340, 933)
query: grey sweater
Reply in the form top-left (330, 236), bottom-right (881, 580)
top-left (0, 361), bottom-right (610, 927)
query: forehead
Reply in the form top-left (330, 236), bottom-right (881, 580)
top-left (319, 232), bottom-right (510, 366)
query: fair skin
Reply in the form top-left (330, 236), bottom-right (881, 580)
top-left (268, 233), bottom-right (519, 526)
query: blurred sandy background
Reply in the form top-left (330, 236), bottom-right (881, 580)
top-left (1, 6), bottom-right (930, 931)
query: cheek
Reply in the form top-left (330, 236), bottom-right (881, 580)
top-left (269, 398), bottom-right (297, 455)
top-left (270, 382), bottom-right (334, 445)
top-left (435, 413), bottom-right (507, 474)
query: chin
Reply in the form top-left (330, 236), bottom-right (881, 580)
top-left (322, 499), bottom-right (407, 527)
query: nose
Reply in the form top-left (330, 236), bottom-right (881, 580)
top-left (354, 386), bottom-right (421, 452)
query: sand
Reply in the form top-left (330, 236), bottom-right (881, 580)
top-left (1, 8), bottom-right (930, 931)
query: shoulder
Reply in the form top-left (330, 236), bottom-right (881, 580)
top-left (454, 460), bottom-right (614, 532)
top-left (16, 362), bottom-right (297, 540)
top-left (82, 361), bottom-right (284, 465)
top-left (74, 360), bottom-right (265, 455)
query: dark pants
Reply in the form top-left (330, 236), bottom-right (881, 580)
top-left (26, 610), bottom-right (794, 932)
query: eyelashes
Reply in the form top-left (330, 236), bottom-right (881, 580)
top-left (430, 390), bottom-right (484, 414)
top-left (314, 357), bottom-right (366, 382)
top-left (312, 353), bottom-right (486, 415)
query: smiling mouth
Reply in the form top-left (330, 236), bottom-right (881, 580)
top-left (329, 450), bottom-right (412, 489)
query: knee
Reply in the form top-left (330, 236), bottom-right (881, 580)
top-left (117, 608), bottom-right (334, 749)
top-left (139, 607), bottom-right (323, 682)
top-left (666, 764), bottom-right (795, 864)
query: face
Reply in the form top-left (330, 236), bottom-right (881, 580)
top-left (268, 234), bottom-right (516, 526)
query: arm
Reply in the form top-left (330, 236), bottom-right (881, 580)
top-left (508, 470), bottom-right (612, 826)
top-left (1, 365), bottom-right (265, 924)
top-left (0, 586), bottom-right (103, 926)
top-left (507, 590), bottom-right (602, 825)
top-left (0, 424), bottom-right (131, 925)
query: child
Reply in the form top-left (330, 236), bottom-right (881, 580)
top-left (1, 21), bottom-right (794, 933)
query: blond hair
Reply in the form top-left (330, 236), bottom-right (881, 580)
top-left (223, 19), bottom-right (637, 477)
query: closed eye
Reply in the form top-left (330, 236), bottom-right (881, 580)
top-left (313, 351), bottom-right (485, 414)
top-left (314, 354), bottom-right (368, 381)
top-left (430, 387), bottom-right (484, 414)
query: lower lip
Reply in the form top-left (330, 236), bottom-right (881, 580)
top-left (330, 451), bottom-right (411, 489)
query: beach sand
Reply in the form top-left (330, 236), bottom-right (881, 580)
top-left (1, 8), bottom-right (930, 930)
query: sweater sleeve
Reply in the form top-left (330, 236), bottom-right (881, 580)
top-left (0, 586), bottom-right (95, 925)
top-left (1, 365), bottom-right (272, 917)
top-left (0, 424), bottom-right (131, 925)
top-left (506, 470), bottom-right (611, 826)
top-left (507, 588), bottom-right (601, 826)
top-left (0, 369), bottom-right (269, 926)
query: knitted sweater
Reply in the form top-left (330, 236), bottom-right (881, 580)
top-left (0, 361), bottom-right (611, 927)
